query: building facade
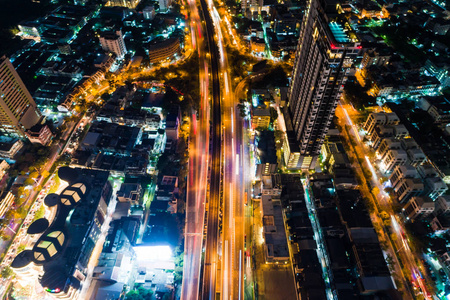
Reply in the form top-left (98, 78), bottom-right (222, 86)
top-left (158, 0), bottom-right (171, 13)
top-left (287, 1), bottom-right (361, 169)
top-left (106, 0), bottom-right (141, 9)
top-left (0, 56), bottom-right (41, 138)
top-left (99, 30), bottom-right (127, 58)
top-left (148, 38), bottom-right (180, 63)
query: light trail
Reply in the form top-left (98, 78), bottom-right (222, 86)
top-left (225, 71), bottom-right (229, 93)
top-left (239, 250), bottom-right (242, 300)
top-left (229, 183), bottom-right (233, 229)
top-left (223, 240), bottom-right (229, 300)
top-left (340, 102), bottom-right (361, 142)
top-left (236, 154), bottom-right (240, 176)
top-left (231, 107), bottom-right (234, 133)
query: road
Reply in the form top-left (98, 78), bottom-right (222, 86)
top-left (208, 2), bottom-right (248, 299)
top-left (197, 0), bottom-right (223, 298)
top-left (180, 0), bottom-right (211, 298)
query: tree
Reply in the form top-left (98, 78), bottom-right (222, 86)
top-left (125, 286), bottom-right (153, 300)
top-left (1, 266), bottom-right (13, 279)
top-left (270, 107), bottom-right (278, 124)
top-left (33, 205), bottom-right (45, 221)
top-left (24, 171), bottom-right (39, 186)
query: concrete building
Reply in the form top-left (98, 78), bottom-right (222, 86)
top-left (11, 167), bottom-right (113, 299)
top-left (0, 191), bottom-right (14, 218)
top-left (0, 56), bottom-right (42, 138)
top-left (106, 0), bottom-right (141, 9)
top-left (158, 0), bottom-right (171, 13)
top-left (435, 195), bottom-right (450, 216)
top-left (17, 21), bottom-right (43, 41)
top-left (400, 138), bottom-right (419, 151)
top-left (389, 164), bottom-right (418, 189)
top-left (241, 0), bottom-right (263, 16)
top-left (283, 130), bottom-right (301, 169)
top-left (252, 107), bottom-right (271, 129)
top-left (92, 220), bottom-right (137, 300)
top-left (419, 96), bottom-right (450, 125)
top-left (0, 136), bottom-right (24, 160)
top-left (380, 148), bottom-right (408, 173)
top-left (417, 164), bottom-right (440, 179)
top-left (406, 148), bottom-right (426, 167)
top-left (117, 183), bottom-right (142, 206)
top-left (165, 106), bottom-right (180, 142)
top-left (424, 177), bottom-right (448, 200)
top-left (143, 6), bottom-right (155, 20)
top-left (349, 228), bottom-right (395, 294)
top-left (255, 130), bottom-right (278, 179)
top-left (260, 174), bottom-right (282, 198)
top-left (363, 112), bottom-right (399, 136)
top-left (148, 38), bottom-right (180, 63)
top-left (360, 45), bottom-right (392, 69)
top-left (261, 195), bottom-right (289, 263)
top-left (25, 120), bottom-right (53, 145)
top-left (377, 137), bottom-right (401, 160)
top-left (403, 196), bottom-right (435, 220)
top-left (0, 159), bottom-right (9, 182)
top-left (80, 121), bottom-right (142, 156)
top-left (287, 1), bottom-right (361, 169)
top-left (99, 30), bottom-right (127, 58)
top-left (394, 178), bottom-right (424, 203)
top-left (367, 124), bottom-right (408, 150)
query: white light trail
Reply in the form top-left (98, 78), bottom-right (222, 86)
top-left (238, 250), bottom-right (242, 300)
top-left (223, 243), bottom-right (229, 300)
top-left (231, 107), bottom-right (234, 133)
top-left (229, 183), bottom-right (233, 229)
top-left (225, 71), bottom-right (229, 93)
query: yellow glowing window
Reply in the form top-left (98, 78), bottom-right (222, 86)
top-left (47, 244), bottom-right (57, 257)
top-left (34, 252), bottom-right (45, 261)
top-left (38, 241), bottom-right (52, 249)
top-left (47, 231), bottom-right (65, 246)
top-left (72, 183), bottom-right (87, 194)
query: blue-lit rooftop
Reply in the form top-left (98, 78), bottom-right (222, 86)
top-left (329, 21), bottom-right (350, 43)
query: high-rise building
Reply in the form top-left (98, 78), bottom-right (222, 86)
top-left (287, 0), bottom-right (361, 169)
top-left (0, 56), bottom-right (41, 138)
top-left (159, 0), bottom-right (172, 13)
top-left (106, 0), bottom-right (141, 9)
top-left (99, 30), bottom-right (127, 58)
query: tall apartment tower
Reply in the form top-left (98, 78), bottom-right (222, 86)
top-left (287, 0), bottom-right (361, 169)
top-left (0, 56), bottom-right (41, 138)
top-left (99, 30), bottom-right (127, 58)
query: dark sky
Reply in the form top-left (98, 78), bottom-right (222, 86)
top-left (0, 0), bottom-right (53, 27)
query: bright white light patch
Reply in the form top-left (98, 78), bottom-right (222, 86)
top-left (133, 246), bottom-right (172, 261)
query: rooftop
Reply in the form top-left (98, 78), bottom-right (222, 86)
top-left (12, 167), bottom-right (112, 293)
